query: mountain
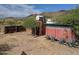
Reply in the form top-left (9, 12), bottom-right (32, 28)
top-left (41, 11), bottom-right (66, 18)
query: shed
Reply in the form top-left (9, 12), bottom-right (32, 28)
top-left (0, 25), bottom-right (26, 34)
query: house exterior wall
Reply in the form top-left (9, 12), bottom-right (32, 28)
top-left (32, 15), bottom-right (46, 36)
top-left (46, 26), bottom-right (76, 42)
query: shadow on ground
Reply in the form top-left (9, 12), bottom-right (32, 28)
top-left (0, 44), bottom-right (14, 55)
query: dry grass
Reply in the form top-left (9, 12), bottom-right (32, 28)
top-left (0, 32), bottom-right (79, 55)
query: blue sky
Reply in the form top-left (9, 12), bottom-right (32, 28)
top-left (0, 4), bottom-right (78, 18)
top-left (29, 4), bottom-right (78, 12)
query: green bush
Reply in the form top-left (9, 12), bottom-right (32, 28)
top-left (23, 16), bottom-right (38, 28)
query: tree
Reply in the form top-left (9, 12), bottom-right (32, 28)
top-left (55, 7), bottom-right (79, 36)
top-left (23, 16), bottom-right (38, 28)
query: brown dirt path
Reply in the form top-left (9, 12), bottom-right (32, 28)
top-left (0, 32), bottom-right (79, 55)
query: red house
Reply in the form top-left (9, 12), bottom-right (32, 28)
top-left (46, 23), bottom-right (76, 43)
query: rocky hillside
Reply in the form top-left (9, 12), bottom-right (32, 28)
top-left (41, 11), bottom-right (66, 18)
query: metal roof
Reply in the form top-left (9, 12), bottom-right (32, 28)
top-left (46, 23), bottom-right (72, 28)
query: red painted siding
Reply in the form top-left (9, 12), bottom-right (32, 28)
top-left (46, 26), bottom-right (76, 42)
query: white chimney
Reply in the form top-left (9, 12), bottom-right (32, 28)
top-left (36, 15), bottom-right (43, 21)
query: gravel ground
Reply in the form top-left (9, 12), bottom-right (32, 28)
top-left (0, 32), bottom-right (79, 55)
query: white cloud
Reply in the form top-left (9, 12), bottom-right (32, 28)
top-left (0, 4), bottom-right (42, 18)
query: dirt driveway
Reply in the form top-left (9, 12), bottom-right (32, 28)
top-left (0, 32), bottom-right (79, 55)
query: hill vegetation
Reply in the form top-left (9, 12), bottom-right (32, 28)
top-left (0, 7), bottom-right (79, 35)
top-left (58, 8), bottom-right (79, 36)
